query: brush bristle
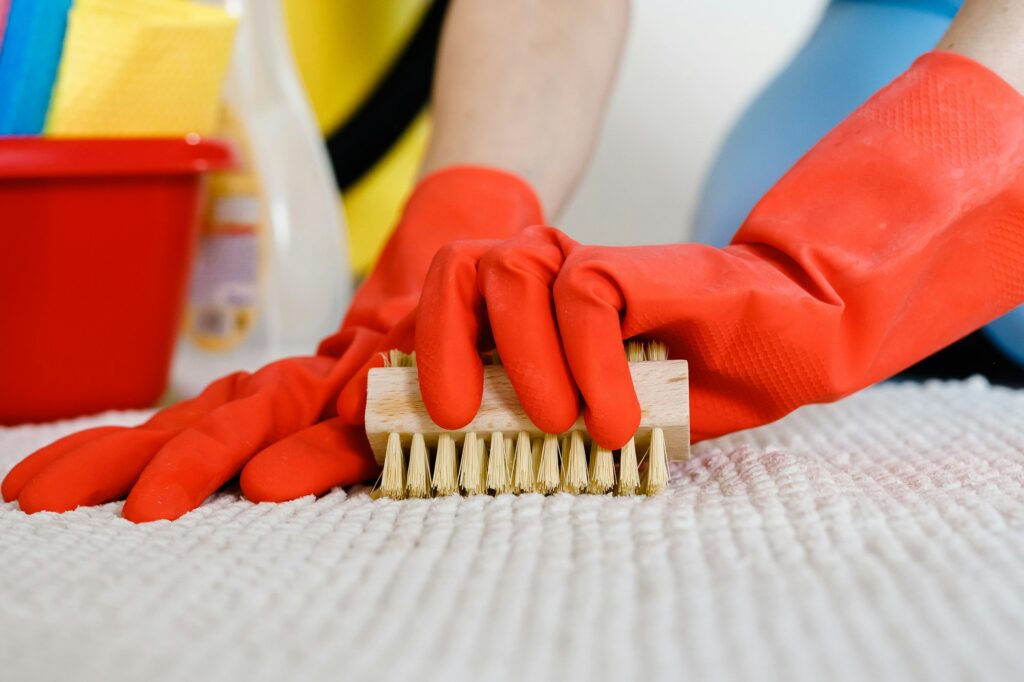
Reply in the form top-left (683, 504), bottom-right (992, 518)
top-left (477, 435), bottom-right (489, 493)
top-left (646, 340), bottom-right (668, 361)
top-left (379, 429), bottom-right (669, 498)
top-left (512, 431), bottom-right (534, 493)
top-left (625, 340), bottom-right (647, 362)
top-left (560, 431), bottom-right (589, 493)
top-left (432, 433), bottom-right (458, 496)
top-left (381, 432), bottom-right (406, 499)
top-left (382, 349), bottom-right (416, 368)
top-left (459, 432), bottom-right (484, 495)
top-left (617, 438), bottom-right (640, 496)
top-left (643, 427), bottom-right (669, 495)
top-left (405, 433), bottom-right (431, 498)
top-left (588, 442), bottom-right (615, 494)
top-left (486, 432), bottom-right (511, 494)
top-left (536, 434), bottom-right (560, 494)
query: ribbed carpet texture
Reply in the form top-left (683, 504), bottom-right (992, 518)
top-left (2, 378), bottom-right (1024, 682)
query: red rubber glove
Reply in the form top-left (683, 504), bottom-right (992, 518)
top-left (1, 166), bottom-right (543, 521)
top-left (416, 51), bottom-right (1024, 447)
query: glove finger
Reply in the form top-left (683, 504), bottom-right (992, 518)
top-left (477, 227), bottom-right (579, 433)
top-left (121, 356), bottom-right (343, 522)
top-left (554, 254), bottom-right (639, 449)
top-left (2, 426), bottom-right (125, 502)
top-left (15, 429), bottom-right (176, 514)
top-left (337, 310), bottom-right (417, 424)
top-left (415, 241), bottom-right (497, 429)
top-left (240, 417), bottom-right (379, 502)
top-left (141, 369), bottom-right (250, 431)
top-left (11, 371), bottom-right (256, 509)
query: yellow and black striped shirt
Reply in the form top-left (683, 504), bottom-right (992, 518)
top-left (283, 0), bottom-right (447, 275)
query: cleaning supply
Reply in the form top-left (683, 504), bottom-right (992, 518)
top-left (0, 0), bottom-right (72, 134)
top-left (180, 106), bottom-right (263, 356)
top-left (2, 166), bottom-right (545, 522)
top-left (364, 341), bottom-right (688, 499)
top-left (413, 51), bottom-right (1024, 446)
top-left (172, 0), bottom-right (351, 396)
top-left (45, 0), bottom-right (236, 136)
top-left (0, 137), bottom-right (235, 425)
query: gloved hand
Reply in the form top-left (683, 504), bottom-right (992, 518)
top-left (416, 51), bottom-right (1024, 446)
top-left (1, 166), bottom-right (544, 521)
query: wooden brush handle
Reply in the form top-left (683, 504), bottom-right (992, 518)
top-left (364, 361), bottom-right (690, 464)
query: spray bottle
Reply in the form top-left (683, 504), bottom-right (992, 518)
top-left (174, 0), bottom-right (351, 396)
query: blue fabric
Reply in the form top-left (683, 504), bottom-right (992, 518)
top-left (872, 0), bottom-right (958, 16)
top-left (881, 0), bottom-right (961, 17)
top-left (693, 0), bottom-right (956, 248)
top-left (0, 0), bottom-right (72, 135)
top-left (693, 0), bottom-right (1024, 369)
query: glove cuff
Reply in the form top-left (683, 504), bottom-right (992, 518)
top-left (319, 166), bottom-right (544, 356)
top-left (735, 49), bottom-right (1024, 250)
top-left (402, 165), bottom-right (546, 238)
top-left (862, 50), bottom-right (1024, 172)
top-left (367, 164), bottom-right (545, 294)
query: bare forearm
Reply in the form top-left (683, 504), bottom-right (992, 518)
top-left (419, 0), bottom-right (629, 217)
top-left (939, 0), bottom-right (1024, 92)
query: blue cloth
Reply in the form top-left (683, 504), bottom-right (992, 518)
top-left (693, 0), bottom-right (957, 247)
top-left (0, 0), bottom-right (72, 135)
top-left (892, 0), bottom-right (962, 15)
top-left (693, 0), bottom-right (1024, 368)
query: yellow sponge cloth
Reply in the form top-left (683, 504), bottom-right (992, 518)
top-left (46, 0), bottom-right (236, 136)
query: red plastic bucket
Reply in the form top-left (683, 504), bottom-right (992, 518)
top-left (0, 137), bottom-right (236, 424)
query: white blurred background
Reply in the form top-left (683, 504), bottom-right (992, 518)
top-left (561, 0), bottom-right (827, 245)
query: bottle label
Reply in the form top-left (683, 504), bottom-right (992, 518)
top-left (184, 105), bottom-right (266, 352)
top-left (185, 197), bottom-right (261, 351)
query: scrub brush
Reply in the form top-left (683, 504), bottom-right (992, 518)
top-left (365, 341), bottom-right (689, 499)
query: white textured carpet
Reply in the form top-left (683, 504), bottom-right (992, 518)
top-left (2, 378), bottom-right (1024, 682)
